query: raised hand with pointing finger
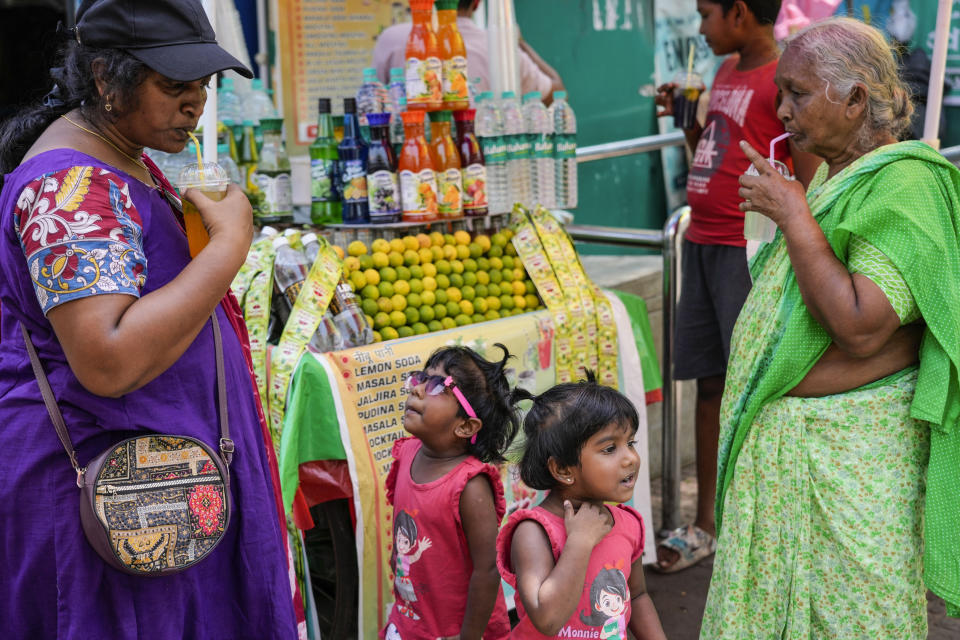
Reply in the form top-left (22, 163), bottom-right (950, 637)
top-left (738, 140), bottom-right (809, 232)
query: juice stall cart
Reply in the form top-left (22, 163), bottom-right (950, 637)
top-left (231, 206), bottom-right (662, 638)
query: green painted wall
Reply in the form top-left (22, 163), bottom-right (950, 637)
top-left (515, 0), bottom-right (667, 254)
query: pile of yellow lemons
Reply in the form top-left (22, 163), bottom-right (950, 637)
top-left (339, 229), bottom-right (543, 342)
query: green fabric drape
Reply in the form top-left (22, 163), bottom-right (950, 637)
top-left (715, 141), bottom-right (960, 614)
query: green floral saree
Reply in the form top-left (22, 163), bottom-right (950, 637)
top-left (702, 141), bottom-right (960, 638)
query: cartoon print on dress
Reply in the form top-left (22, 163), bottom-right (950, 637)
top-left (14, 167), bottom-right (148, 313)
top-left (579, 561), bottom-right (630, 640)
top-left (392, 509), bottom-right (432, 621)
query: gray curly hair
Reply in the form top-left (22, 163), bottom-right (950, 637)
top-left (784, 17), bottom-right (913, 141)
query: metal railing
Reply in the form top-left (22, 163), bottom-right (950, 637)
top-left (566, 211), bottom-right (688, 534)
top-left (942, 145), bottom-right (960, 164)
top-left (572, 132), bottom-right (688, 531)
top-left (576, 131), bottom-right (686, 164)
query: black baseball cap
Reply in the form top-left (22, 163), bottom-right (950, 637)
top-left (75, 0), bottom-right (253, 81)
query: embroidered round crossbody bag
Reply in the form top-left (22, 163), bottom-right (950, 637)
top-left (21, 314), bottom-right (235, 576)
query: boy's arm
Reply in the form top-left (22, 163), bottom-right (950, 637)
top-left (789, 138), bottom-right (821, 189)
top-left (683, 123), bottom-right (705, 154)
top-left (627, 557), bottom-right (667, 640)
top-left (456, 475), bottom-right (503, 640)
top-left (655, 82), bottom-right (704, 152)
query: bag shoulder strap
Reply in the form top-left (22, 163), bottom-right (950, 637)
top-left (21, 312), bottom-right (233, 477)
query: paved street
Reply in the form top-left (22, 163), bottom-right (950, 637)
top-left (646, 465), bottom-right (960, 639)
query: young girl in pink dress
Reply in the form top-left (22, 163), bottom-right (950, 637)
top-left (381, 344), bottom-right (525, 640)
top-left (497, 377), bottom-right (667, 639)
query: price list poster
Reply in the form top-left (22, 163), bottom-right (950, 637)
top-left (277, 0), bottom-right (405, 148)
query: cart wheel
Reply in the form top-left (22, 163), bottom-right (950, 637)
top-left (305, 499), bottom-right (358, 639)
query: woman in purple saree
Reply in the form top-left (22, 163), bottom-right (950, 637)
top-left (0, 1), bottom-right (299, 637)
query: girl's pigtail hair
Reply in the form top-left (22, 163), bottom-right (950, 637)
top-left (509, 387), bottom-right (536, 405)
top-left (492, 342), bottom-right (511, 378)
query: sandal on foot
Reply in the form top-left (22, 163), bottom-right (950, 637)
top-left (652, 524), bottom-right (717, 574)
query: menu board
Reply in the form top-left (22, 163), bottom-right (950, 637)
top-left (277, 0), bottom-right (405, 148)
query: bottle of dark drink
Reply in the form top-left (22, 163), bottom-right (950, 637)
top-left (309, 98), bottom-right (343, 225)
top-left (329, 279), bottom-right (374, 348)
top-left (365, 112), bottom-right (402, 224)
top-left (271, 235), bottom-right (309, 311)
top-left (454, 109), bottom-right (488, 217)
top-left (338, 97), bottom-right (370, 224)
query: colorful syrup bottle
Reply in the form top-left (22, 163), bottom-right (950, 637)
top-left (453, 108), bottom-right (488, 217)
top-left (398, 110), bottom-right (439, 222)
top-left (436, 0), bottom-right (468, 111)
top-left (405, 0), bottom-right (442, 111)
top-left (338, 97), bottom-right (370, 224)
top-left (366, 112), bottom-right (402, 224)
top-left (309, 98), bottom-right (342, 225)
top-left (429, 111), bottom-right (463, 218)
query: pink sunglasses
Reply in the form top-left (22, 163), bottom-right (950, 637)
top-left (403, 371), bottom-right (478, 420)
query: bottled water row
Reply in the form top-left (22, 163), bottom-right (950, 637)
top-left (476, 90), bottom-right (577, 213)
top-left (217, 78), bottom-right (278, 129)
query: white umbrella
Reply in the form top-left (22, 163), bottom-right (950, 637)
top-left (924, 0), bottom-right (955, 149)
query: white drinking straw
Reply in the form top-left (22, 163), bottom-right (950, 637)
top-left (769, 132), bottom-right (792, 162)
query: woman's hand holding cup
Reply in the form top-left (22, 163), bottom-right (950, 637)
top-left (738, 140), bottom-right (807, 234)
top-left (182, 183), bottom-right (253, 255)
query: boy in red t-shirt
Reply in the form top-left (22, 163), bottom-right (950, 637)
top-left (654, 0), bottom-right (818, 573)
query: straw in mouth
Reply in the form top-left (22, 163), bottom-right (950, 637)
top-left (769, 132), bottom-right (792, 161)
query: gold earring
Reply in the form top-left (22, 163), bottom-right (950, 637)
top-left (104, 103), bottom-right (112, 112)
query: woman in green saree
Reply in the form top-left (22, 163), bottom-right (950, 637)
top-left (700, 17), bottom-right (960, 639)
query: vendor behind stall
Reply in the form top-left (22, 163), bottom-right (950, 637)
top-left (372, 0), bottom-right (564, 104)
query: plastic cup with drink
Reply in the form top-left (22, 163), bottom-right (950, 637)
top-left (672, 71), bottom-right (705, 130)
top-left (177, 162), bottom-right (230, 257)
top-left (742, 132), bottom-right (794, 243)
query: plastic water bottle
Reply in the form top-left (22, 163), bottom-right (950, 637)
top-left (522, 91), bottom-right (555, 209)
top-left (245, 78), bottom-right (278, 123)
top-left (387, 68), bottom-right (407, 150)
top-left (356, 67), bottom-right (388, 136)
top-left (391, 97), bottom-right (408, 155)
top-left (475, 91), bottom-right (508, 214)
top-left (387, 67), bottom-right (406, 112)
top-left (216, 143), bottom-right (242, 185)
top-left (501, 91), bottom-right (532, 209)
top-left (272, 235), bottom-right (310, 313)
top-left (244, 79), bottom-right (278, 149)
top-left (165, 144), bottom-right (196, 184)
top-left (550, 91), bottom-right (578, 209)
top-left (217, 78), bottom-right (243, 124)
